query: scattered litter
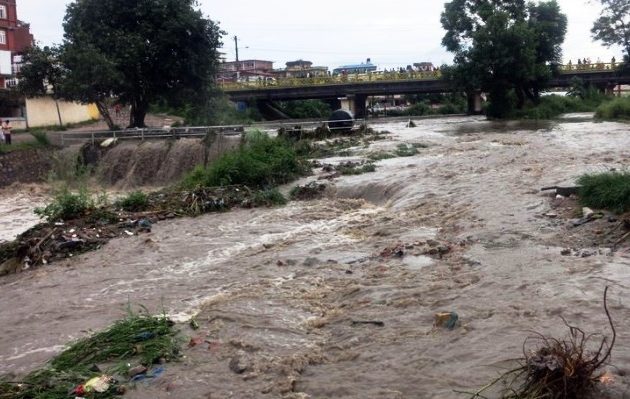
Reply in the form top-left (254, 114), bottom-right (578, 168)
top-left (541, 186), bottom-right (580, 197)
top-left (84, 375), bottom-right (112, 393)
top-left (434, 312), bottom-right (459, 330)
top-left (127, 365), bottom-right (148, 377)
top-left (124, 230), bottom-right (134, 236)
top-left (188, 336), bottom-right (205, 347)
top-left (351, 320), bottom-right (385, 327)
top-left (130, 366), bottom-right (165, 382)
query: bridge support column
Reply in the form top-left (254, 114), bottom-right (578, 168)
top-left (467, 91), bottom-right (484, 115)
top-left (347, 94), bottom-right (367, 119)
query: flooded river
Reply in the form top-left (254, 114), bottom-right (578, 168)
top-left (1, 115), bottom-right (630, 398)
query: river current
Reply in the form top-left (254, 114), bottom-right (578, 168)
top-left (1, 114), bottom-right (629, 398)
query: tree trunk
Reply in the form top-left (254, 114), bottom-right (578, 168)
top-left (515, 87), bottom-right (526, 109)
top-left (96, 101), bottom-right (116, 130)
top-left (128, 100), bottom-right (148, 128)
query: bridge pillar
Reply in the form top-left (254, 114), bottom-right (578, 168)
top-left (347, 94), bottom-right (367, 119)
top-left (467, 91), bottom-right (484, 115)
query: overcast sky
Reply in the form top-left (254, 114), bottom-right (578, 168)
top-left (18, 0), bottom-right (621, 69)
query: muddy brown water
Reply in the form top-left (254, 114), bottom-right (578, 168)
top-left (1, 114), bottom-right (630, 398)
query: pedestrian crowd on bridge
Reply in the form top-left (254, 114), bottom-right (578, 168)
top-left (565, 56), bottom-right (617, 71)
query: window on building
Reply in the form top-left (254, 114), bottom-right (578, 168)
top-left (0, 6), bottom-right (6, 19)
top-left (0, 30), bottom-right (6, 45)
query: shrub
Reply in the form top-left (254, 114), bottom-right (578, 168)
top-left (251, 188), bottom-right (287, 206)
top-left (595, 97), bottom-right (630, 120)
top-left (405, 102), bottom-right (433, 116)
top-left (578, 171), bottom-right (630, 213)
top-left (337, 162), bottom-right (376, 175)
top-left (35, 186), bottom-right (95, 222)
top-left (182, 132), bottom-right (308, 189)
top-left (278, 99), bottom-right (332, 119)
top-left (115, 191), bottom-right (149, 212)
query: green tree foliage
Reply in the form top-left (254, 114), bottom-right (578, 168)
top-left (591, 0), bottom-right (630, 58)
top-left (17, 46), bottom-right (63, 97)
top-left (19, 0), bottom-right (223, 129)
top-left (277, 100), bottom-right (332, 119)
top-left (441, 0), bottom-right (567, 118)
top-left (62, 0), bottom-right (223, 128)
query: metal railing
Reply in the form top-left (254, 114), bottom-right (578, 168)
top-left (221, 63), bottom-right (622, 92)
top-left (58, 119), bottom-right (367, 146)
top-left (59, 125), bottom-right (245, 146)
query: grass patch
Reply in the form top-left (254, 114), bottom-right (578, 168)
top-left (0, 140), bottom-right (49, 154)
top-left (181, 131), bottom-right (308, 189)
top-left (595, 96), bottom-right (630, 121)
top-left (510, 90), bottom-right (610, 120)
top-left (577, 171), bottom-right (630, 213)
top-left (115, 191), bottom-right (149, 212)
top-left (0, 313), bottom-right (180, 399)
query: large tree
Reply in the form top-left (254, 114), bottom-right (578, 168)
top-left (62, 0), bottom-right (223, 128)
top-left (19, 0), bottom-right (223, 129)
top-left (591, 0), bottom-right (630, 58)
top-left (441, 0), bottom-right (567, 117)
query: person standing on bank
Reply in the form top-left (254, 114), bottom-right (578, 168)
top-left (2, 120), bottom-right (12, 145)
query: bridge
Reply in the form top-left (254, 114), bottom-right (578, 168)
top-left (222, 63), bottom-right (630, 117)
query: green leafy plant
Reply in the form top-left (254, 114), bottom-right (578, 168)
top-left (115, 191), bottom-right (149, 212)
top-left (181, 132), bottom-right (309, 189)
top-left (595, 97), bottom-right (630, 121)
top-left (35, 186), bottom-right (95, 222)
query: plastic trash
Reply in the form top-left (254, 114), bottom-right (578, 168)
top-left (130, 366), bottom-right (165, 382)
top-left (434, 312), bottom-right (459, 330)
top-left (84, 375), bottom-right (112, 393)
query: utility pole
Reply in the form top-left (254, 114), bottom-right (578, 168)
top-left (234, 36), bottom-right (240, 81)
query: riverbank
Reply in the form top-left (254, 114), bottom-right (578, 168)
top-left (1, 115), bottom-right (630, 398)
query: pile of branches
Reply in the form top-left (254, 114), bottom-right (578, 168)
top-left (464, 287), bottom-right (616, 399)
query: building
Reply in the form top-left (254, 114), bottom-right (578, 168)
top-left (0, 0), bottom-right (33, 89)
top-left (332, 58), bottom-right (377, 75)
top-left (273, 59), bottom-right (328, 78)
top-left (413, 62), bottom-right (435, 72)
top-left (217, 59), bottom-right (275, 84)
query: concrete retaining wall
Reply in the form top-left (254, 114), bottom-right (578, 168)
top-left (25, 97), bottom-right (99, 128)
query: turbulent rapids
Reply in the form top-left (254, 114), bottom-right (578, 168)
top-left (1, 114), bottom-right (630, 398)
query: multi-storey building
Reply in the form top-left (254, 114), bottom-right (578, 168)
top-left (0, 0), bottom-right (33, 89)
top-left (217, 59), bottom-right (275, 83)
top-left (274, 60), bottom-right (328, 79)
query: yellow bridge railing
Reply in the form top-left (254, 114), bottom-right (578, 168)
top-left (220, 63), bottom-right (620, 92)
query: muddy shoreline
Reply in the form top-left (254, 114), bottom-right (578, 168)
top-left (1, 115), bottom-right (630, 398)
